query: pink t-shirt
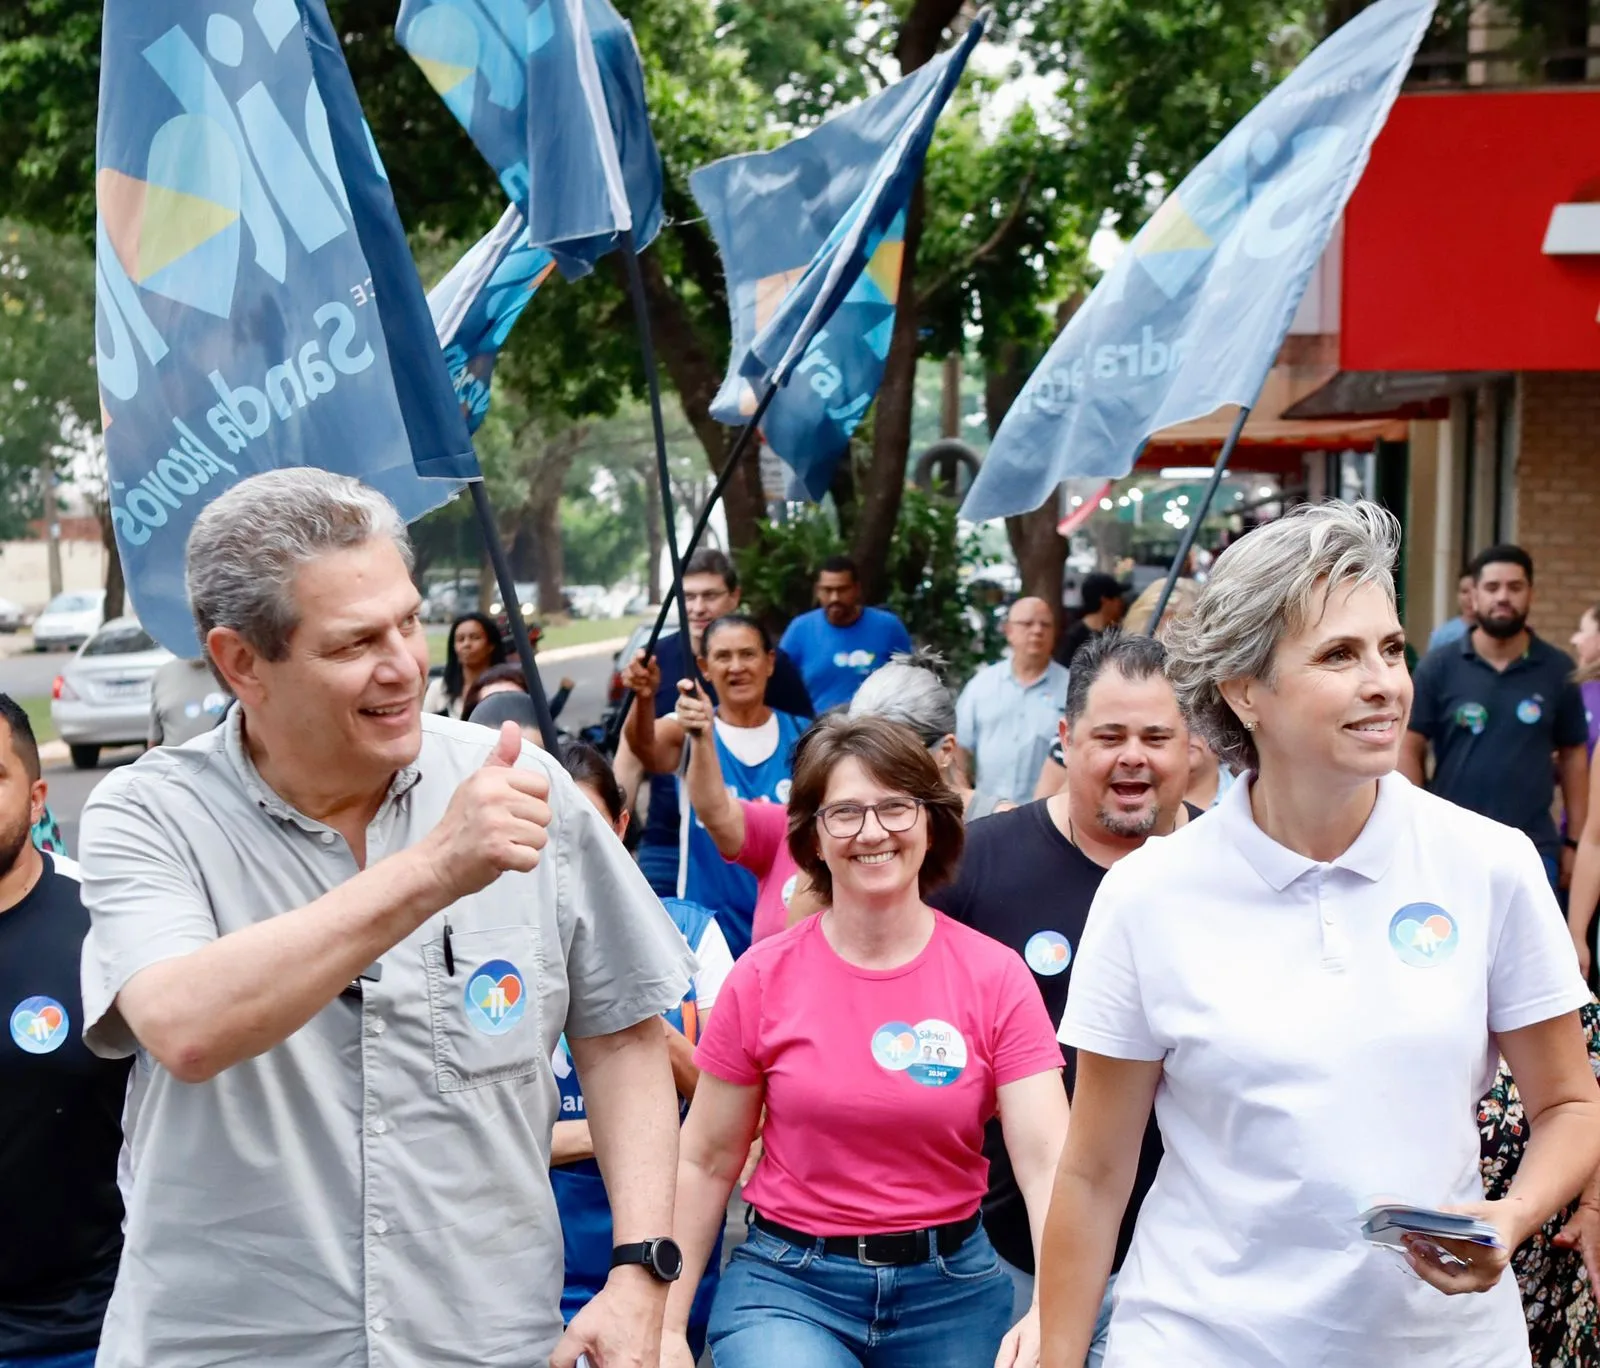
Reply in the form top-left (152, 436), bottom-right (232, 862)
top-left (694, 911), bottom-right (1062, 1233)
top-left (734, 799), bottom-right (803, 946)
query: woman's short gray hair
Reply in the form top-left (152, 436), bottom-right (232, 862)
top-left (1164, 499), bottom-right (1400, 772)
top-left (847, 650), bottom-right (957, 745)
top-left (186, 468), bottom-right (413, 660)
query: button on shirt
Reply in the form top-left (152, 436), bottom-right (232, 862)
top-left (955, 658), bottom-right (1069, 804)
top-left (77, 710), bottom-right (697, 1368)
top-left (1060, 772), bottom-right (1589, 1367)
top-left (1409, 633), bottom-right (1587, 857)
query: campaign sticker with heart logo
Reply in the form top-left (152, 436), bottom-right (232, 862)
top-left (1025, 930), bottom-right (1073, 977)
top-left (1388, 904), bottom-right (1460, 968)
top-left (464, 958), bottom-right (527, 1035)
top-left (11, 995), bottom-right (70, 1055)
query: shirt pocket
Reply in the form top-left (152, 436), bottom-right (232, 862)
top-left (422, 925), bottom-right (543, 1093)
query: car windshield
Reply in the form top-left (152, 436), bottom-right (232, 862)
top-left (82, 624), bottom-right (158, 656)
top-left (46, 592), bottom-right (99, 613)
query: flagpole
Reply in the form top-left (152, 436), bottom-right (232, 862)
top-left (605, 376), bottom-right (782, 748)
top-left (468, 479), bottom-right (562, 752)
top-left (1145, 405), bottom-right (1250, 637)
top-left (619, 229), bottom-right (702, 694)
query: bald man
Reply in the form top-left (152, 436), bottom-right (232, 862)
top-left (956, 597), bottom-right (1071, 807)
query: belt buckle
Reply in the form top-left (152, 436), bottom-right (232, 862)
top-left (856, 1235), bottom-right (898, 1267)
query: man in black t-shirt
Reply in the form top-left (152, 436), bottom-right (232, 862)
top-left (0, 693), bottom-right (133, 1366)
top-left (932, 634), bottom-right (1194, 1353)
top-left (620, 549), bottom-right (812, 897)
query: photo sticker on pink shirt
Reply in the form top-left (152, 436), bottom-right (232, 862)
top-left (871, 1018), bottom-right (968, 1087)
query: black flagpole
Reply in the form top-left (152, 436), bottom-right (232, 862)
top-left (468, 479), bottom-right (561, 752)
top-left (619, 228), bottom-right (701, 693)
top-left (1145, 404), bottom-right (1251, 637)
top-left (605, 377), bottom-right (782, 748)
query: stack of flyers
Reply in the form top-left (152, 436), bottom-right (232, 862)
top-left (1360, 1204), bottom-right (1503, 1256)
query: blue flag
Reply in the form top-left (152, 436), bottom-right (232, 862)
top-left (692, 17), bottom-right (985, 498)
top-left (397, 0), bottom-right (663, 279)
top-left (428, 204), bottom-right (556, 433)
top-left (95, 0), bottom-right (477, 655)
top-left (960, 0), bottom-right (1435, 524)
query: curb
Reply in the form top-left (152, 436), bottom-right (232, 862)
top-left (538, 636), bottom-right (628, 664)
top-left (39, 740), bottom-right (68, 764)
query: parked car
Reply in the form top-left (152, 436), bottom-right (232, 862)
top-left (0, 597), bottom-right (26, 633)
top-left (31, 589), bottom-right (106, 652)
top-left (50, 617), bottom-right (174, 769)
top-left (592, 620), bottom-right (655, 751)
top-left (489, 581), bottom-right (543, 645)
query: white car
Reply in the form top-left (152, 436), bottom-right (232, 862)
top-left (0, 596), bottom-right (26, 633)
top-left (51, 617), bottom-right (174, 768)
top-left (31, 589), bottom-right (106, 652)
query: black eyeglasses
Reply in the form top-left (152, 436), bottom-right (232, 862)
top-left (815, 797), bottom-right (924, 839)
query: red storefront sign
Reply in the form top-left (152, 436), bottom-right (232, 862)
top-left (1341, 89), bottom-right (1600, 372)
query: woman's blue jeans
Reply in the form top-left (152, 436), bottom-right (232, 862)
top-left (707, 1223), bottom-right (1013, 1367)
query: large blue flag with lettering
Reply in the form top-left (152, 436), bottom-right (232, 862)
top-left (95, 0), bottom-right (476, 656)
top-left (427, 204), bottom-right (556, 433)
top-left (397, 0), bottom-right (663, 279)
top-left (960, 0), bottom-right (1435, 524)
top-left (693, 17), bottom-right (986, 498)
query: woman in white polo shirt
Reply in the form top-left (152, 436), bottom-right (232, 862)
top-left (1039, 500), bottom-right (1600, 1368)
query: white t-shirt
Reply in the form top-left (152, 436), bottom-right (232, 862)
top-left (713, 713), bottom-right (779, 768)
top-left (1061, 771), bottom-right (1590, 1368)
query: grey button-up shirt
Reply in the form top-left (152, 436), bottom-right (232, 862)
top-left (79, 711), bottom-right (696, 1367)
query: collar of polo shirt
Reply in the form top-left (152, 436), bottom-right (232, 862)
top-left (1214, 770), bottom-right (1403, 892)
top-left (222, 706), bottom-right (422, 832)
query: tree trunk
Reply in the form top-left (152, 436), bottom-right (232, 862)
top-left (988, 340), bottom-right (1067, 620)
top-left (941, 352), bottom-right (962, 437)
top-left (830, 444), bottom-right (860, 545)
top-left (531, 495), bottom-right (564, 616)
top-left (635, 252), bottom-right (764, 549)
top-left (643, 458), bottom-right (664, 603)
top-left (98, 504), bottom-right (126, 621)
top-left (850, 0), bottom-right (967, 601)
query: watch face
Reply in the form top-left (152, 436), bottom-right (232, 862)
top-left (650, 1238), bottom-right (684, 1281)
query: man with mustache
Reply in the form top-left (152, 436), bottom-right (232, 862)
top-left (1403, 544), bottom-right (1589, 891)
top-left (930, 633), bottom-right (1195, 1366)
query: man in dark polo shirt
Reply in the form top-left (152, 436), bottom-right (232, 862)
top-left (1402, 544), bottom-right (1589, 887)
top-left (931, 634), bottom-right (1195, 1364)
top-left (0, 693), bottom-right (132, 1367)
top-left (620, 549), bottom-right (811, 897)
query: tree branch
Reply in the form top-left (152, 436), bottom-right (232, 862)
top-left (919, 167), bottom-right (1037, 305)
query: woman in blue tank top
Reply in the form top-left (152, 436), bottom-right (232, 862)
top-left (549, 743), bottom-right (735, 1357)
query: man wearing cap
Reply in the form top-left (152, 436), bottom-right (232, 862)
top-left (1056, 573), bottom-right (1131, 669)
top-left (78, 469), bottom-right (696, 1368)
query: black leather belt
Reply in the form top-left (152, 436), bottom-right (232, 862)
top-left (751, 1210), bottom-right (981, 1266)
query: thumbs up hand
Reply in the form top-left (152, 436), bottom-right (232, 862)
top-left (425, 722), bottom-right (553, 898)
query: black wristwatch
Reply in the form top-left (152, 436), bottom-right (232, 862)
top-left (611, 1238), bottom-right (684, 1283)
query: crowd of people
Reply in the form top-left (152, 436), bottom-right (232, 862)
top-left (5, 466), bottom-right (1600, 1368)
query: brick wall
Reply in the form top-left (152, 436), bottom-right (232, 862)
top-left (1516, 372), bottom-right (1600, 644)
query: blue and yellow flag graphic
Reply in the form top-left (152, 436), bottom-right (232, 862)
top-left (961, 0), bottom-right (1436, 524)
top-left (95, 0), bottom-right (476, 655)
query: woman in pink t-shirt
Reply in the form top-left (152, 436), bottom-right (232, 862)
top-left (660, 714), bottom-right (1069, 1368)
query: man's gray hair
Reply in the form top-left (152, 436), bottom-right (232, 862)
top-left (186, 468), bottom-right (413, 660)
top-left (1164, 499), bottom-right (1400, 772)
top-left (848, 650), bottom-right (957, 745)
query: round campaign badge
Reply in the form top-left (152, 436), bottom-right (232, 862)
top-left (1454, 702), bottom-right (1488, 735)
top-left (780, 874), bottom-right (799, 908)
top-left (1388, 904), bottom-right (1460, 969)
top-left (775, 779), bottom-right (792, 804)
top-left (464, 959), bottom-right (527, 1035)
top-left (905, 1019), bottom-right (968, 1088)
top-left (871, 1020), bottom-right (919, 1072)
top-left (1024, 930), bottom-right (1073, 977)
top-left (1516, 698), bottom-right (1543, 725)
top-left (183, 701), bottom-right (201, 719)
top-left (10, 995), bottom-right (69, 1055)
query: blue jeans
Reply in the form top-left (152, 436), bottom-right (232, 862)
top-left (707, 1224), bottom-right (1013, 1367)
top-left (1, 1352), bottom-right (99, 1368)
top-left (996, 1256), bottom-right (1115, 1367)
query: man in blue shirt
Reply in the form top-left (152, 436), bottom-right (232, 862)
top-left (955, 597), bottom-right (1070, 805)
top-left (778, 555), bottom-right (912, 711)
top-left (1425, 566), bottom-right (1476, 654)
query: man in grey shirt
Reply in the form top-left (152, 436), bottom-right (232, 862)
top-left (147, 654), bottom-right (231, 746)
top-left (79, 469), bottom-right (695, 1368)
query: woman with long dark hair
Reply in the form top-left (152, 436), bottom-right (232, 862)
top-left (423, 612), bottom-right (507, 719)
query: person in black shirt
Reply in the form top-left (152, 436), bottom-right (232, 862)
top-left (620, 549), bottom-right (812, 897)
top-left (0, 693), bottom-right (132, 1366)
top-left (931, 635), bottom-right (1195, 1362)
top-left (1055, 573), bottom-right (1131, 669)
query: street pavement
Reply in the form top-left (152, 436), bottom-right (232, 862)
top-left (3, 640), bottom-right (621, 854)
